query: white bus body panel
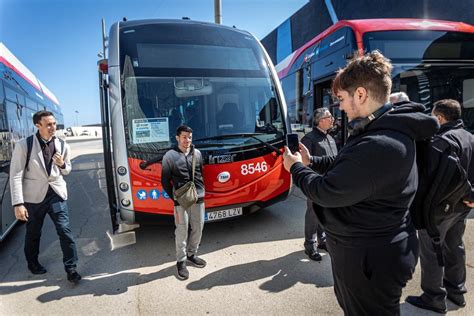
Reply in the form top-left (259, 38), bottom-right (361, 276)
top-left (108, 22), bottom-right (135, 223)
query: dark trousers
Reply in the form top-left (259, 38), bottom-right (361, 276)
top-left (418, 209), bottom-right (470, 309)
top-left (304, 200), bottom-right (325, 251)
top-left (326, 234), bottom-right (419, 316)
top-left (24, 191), bottom-right (78, 272)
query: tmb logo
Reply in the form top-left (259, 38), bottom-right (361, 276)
top-left (217, 171), bottom-right (231, 183)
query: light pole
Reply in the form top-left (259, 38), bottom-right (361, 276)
top-left (214, 0), bottom-right (222, 24)
top-left (75, 110), bottom-right (79, 126)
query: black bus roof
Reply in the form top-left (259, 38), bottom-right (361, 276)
top-left (117, 19), bottom-right (251, 36)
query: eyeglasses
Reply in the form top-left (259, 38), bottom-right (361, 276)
top-left (320, 116), bottom-right (334, 120)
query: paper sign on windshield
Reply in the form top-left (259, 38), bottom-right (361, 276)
top-left (132, 118), bottom-right (169, 144)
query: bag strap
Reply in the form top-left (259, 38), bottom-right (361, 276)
top-left (191, 149), bottom-right (196, 182)
top-left (25, 135), bottom-right (34, 171)
top-left (58, 137), bottom-right (65, 155)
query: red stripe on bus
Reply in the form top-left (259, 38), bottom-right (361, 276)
top-left (0, 56), bottom-right (59, 105)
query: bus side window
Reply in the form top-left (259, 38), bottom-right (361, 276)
top-left (5, 100), bottom-right (21, 144)
top-left (462, 78), bottom-right (474, 132)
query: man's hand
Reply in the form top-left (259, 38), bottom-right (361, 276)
top-left (463, 200), bottom-right (474, 208)
top-left (283, 146), bottom-right (302, 172)
top-left (299, 143), bottom-right (311, 166)
top-left (14, 205), bottom-right (28, 221)
top-left (53, 152), bottom-right (64, 167)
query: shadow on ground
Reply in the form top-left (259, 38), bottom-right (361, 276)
top-left (0, 152), bottom-right (320, 302)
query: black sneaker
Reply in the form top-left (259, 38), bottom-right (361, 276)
top-left (447, 293), bottom-right (466, 307)
top-left (187, 255), bottom-right (207, 268)
top-left (304, 249), bottom-right (322, 261)
top-left (177, 261), bottom-right (189, 280)
top-left (317, 243), bottom-right (327, 251)
top-left (67, 270), bottom-right (82, 283)
top-left (28, 262), bottom-right (47, 275)
top-left (405, 295), bottom-right (447, 314)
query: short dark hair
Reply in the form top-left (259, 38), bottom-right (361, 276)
top-left (332, 50), bottom-right (393, 104)
top-left (433, 99), bottom-right (461, 122)
top-left (33, 110), bottom-right (55, 125)
top-left (176, 124), bottom-right (193, 136)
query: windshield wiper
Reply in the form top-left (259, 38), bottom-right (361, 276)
top-left (194, 133), bottom-right (282, 156)
top-left (194, 133), bottom-right (266, 142)
top-left (139, 147), bottom-right (172, 169)
top-left (194, 142), bottom-right (240, 148)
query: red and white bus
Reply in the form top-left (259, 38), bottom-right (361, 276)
top-left (98, 19), bottom-right (291, 232)
top-left (0, 43), bottom-right (64, 241)
top-left (277, 19), bottom-right (474, 145)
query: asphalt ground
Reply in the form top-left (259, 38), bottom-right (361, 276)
top-left (0, 139), bottom-right (472, 315)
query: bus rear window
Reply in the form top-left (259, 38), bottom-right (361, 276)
top-left (363, 31), bottom-right (474, 61)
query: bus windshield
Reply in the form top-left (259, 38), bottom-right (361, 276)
top-left (119, 23), bottom-right (285, 154)
top-left (363, 30), bottom-right (474, 61)
top-left (364, 30), bottom-right (474, 132)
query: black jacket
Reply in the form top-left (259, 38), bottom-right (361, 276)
top-left (301, 128), bottom-right (338, 158)
top-left (290, 102), bottom-right (439, 246)
top-left (438, 119), bottom-right (474, 209)
top-left (161, 145), bottom-right (205, 206)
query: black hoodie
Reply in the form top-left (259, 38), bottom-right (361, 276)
top-left (290, 102), bottom-right (439, 247)
top-left (438, 119), bottom-right (474, 208)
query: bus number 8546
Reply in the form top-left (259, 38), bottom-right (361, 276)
top-left (241, 162), bottom-right (268, 175)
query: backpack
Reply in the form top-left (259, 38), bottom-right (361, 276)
top-left (410, 134), bottom-right (471, 266)
top-left (24, 135), bottom-right (65, 171)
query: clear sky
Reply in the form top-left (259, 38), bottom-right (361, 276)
top-left (0, 0), bottom-right (308, 127)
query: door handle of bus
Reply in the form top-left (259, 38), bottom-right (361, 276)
top-left (325, 62), bottom-right (333, 67)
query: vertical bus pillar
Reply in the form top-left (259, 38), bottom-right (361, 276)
top-left (98, 63), bottom-right (119, 233)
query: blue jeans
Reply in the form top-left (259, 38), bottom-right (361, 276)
top-left (24, 191), bottom-right (78, 272)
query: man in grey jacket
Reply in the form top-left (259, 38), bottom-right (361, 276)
top-left (10, 110), bottom-right (80, 283)
top-left (301, 108), bottom-right (338, 260)
top-left (161, 125), bottom-right (206, 280)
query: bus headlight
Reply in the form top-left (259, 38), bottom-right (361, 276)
top-left (117, 166), bottom-right (127, 175)
top-left (119, 182), bottom-right (129, 192)
top-left (121, 199), bottom-right (131, 207)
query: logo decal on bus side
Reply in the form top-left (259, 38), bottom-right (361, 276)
top-left (137, 190), bottom-right (147, 200)
top-left (217, 171), bottom-right (231, 183)
top-left (209, 154), bottom-right (236, 164)
top-left (150, 189), bottom-right (160, 200)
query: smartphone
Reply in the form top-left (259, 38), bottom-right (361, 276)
top-left (286, 133), bottom-right (299, 154)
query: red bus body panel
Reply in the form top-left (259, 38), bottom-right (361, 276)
top-left (128, 152), bottom-right (290, 215)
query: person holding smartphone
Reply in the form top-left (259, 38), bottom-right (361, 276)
top-left (283, 51), bottom-right (439, 315)
top-left (10, 110), bottom-right (81, 283)
top-left (300, 108), bottom-right (337, 261)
